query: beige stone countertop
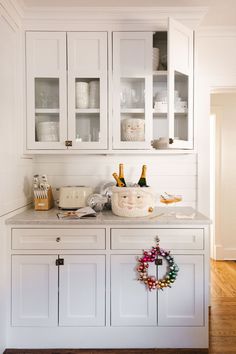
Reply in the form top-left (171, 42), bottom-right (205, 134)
top-left (6, 207), bottom-right (210, 225)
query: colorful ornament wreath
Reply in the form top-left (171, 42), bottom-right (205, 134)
top-left (137, 237), bottom-right (179, 291)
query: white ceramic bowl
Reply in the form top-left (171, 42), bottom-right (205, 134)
top-left (36, 121), bottom-right (59, 142)
top-left (111, 186), bottom-right (155, 217)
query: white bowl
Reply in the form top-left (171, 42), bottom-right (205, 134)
top-left (36, 121), bottom-right (59, 142)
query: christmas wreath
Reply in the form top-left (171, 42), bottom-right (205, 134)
top-left (137, 237), bottom-right (179, 291)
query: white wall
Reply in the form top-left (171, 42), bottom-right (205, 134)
top-left (34, 154), bottom-right (197, 208)
top-left (0, 8), bottom-right (33, 217)
top-left (195, 28), bottom-right (236, 217)
top-left (0, 2), bottom-right (33, 351)
top-left (211, 93), bottom-right (236, 260)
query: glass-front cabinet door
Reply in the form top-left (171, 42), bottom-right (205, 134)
top-left (152, 31), bottom-right (169, 144)
top-left (113, 24), bottom-right (193, 151)
top-left (113, 32), bottom-right (153, 149)
top-left (168, 18), bottom-right (193, 149)
top-left (67, 32), bottom-right (107, 149)
top-left (26, 32), bottom-right (67, 149)
top-left (152, 20), bottom-right (193, 149)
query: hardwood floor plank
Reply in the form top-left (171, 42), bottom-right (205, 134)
top-left (4, 350), bottom-right (209, 354)
top-left (209, 260), bottom-right (236, 354)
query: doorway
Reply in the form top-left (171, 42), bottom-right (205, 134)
top-left (210, 91), bottom-right (236, 260)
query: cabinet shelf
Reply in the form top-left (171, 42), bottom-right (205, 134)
top-left (35, 109), bottom-right (59, 114)
top-left (153, 111), bottom-right (188, 116)
top-left (75, 109), bottom-right (100, 114)
top-left (121, 108), bottom-right (145, 114)
top-left (153, 70), bottom-right (167, 76)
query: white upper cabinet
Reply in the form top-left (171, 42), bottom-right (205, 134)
top-left (26, 31), bottom-right (108, 150)
top-left (26, 32), bottom-right (67, 150)
top-left (25, 19), bottom-right (193, 153)
top-left (67, 32), bottom-right (108, 149)
top-left (112, 21), bottom-right (193, 151)
top-left (112, 32), bottom-right (153, 149)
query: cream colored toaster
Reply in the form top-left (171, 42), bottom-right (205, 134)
top-left (59, 186), bottom-right (93, 209)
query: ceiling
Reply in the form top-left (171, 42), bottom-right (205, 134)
top-left (17, 0), bottom-right (236, 26)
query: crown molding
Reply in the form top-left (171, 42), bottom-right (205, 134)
top-left (0, 0), bottom-right (22, 29)
top-left (196, 26), bottom-right (236, 37)
top-left (17, 6), bottom-right (208, 29)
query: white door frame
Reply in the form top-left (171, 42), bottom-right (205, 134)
top-left (209, 87), bottom-right (236, 260)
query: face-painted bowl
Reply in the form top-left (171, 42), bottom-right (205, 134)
top-left (111, 186), bottom-right (155, 217)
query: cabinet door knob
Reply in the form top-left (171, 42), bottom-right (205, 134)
top-left (169, 138), bottom-right (174, 144)
top-left (65, 140), bottom-right (72, 147)
top-left (56, 237), bottom-right (61, 242)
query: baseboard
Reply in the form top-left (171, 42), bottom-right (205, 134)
top-left (4, 349), bottom-right (209, 354)
top-left (213, 244), bottom-right (236, 260)
top-left (223, 247), bottom-right (236, 260)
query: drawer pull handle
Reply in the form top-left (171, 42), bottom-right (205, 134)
top-left (56, 237), bottom-right (61, 243)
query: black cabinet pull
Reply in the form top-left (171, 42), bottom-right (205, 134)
top-left (56, 258), bottom-right (64, 266)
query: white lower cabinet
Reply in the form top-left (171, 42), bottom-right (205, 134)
top-left (12, 254), bottom-right (105, 327)
top-left (158, 254), bottom-right (204, 326)
top-left (110, 228), bottom-right (205, 327)
top-left (59, 255), bottom-right (105, 326)
top-left (111, 255), bottom-right (157, 326)
top-left (110, 254), bottom-right (204, 328)
top-left (12, 255), bottom-right (58, 326)
top-left (9, 224), bottom-right (209, 348)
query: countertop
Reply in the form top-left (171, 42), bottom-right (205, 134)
top-left (6, 207), bottom-right (210, 226)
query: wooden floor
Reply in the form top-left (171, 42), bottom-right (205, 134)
top-left (4, 260), bottom-right (236, 354)
top-left (209, 260), bottom-right (236, 354)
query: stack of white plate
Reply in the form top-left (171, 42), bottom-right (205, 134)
top-left (153, 90), bottom-right (168, 113)
top-left (155, 90), bottom-right (167, 102)
top-left (89, 80), bottom-right (100, 108)
top-left (76, 82), bottom-right (89, 109)
top-left (36, 121), bottom-right (59, 142)
top-left (152, 48), bottom-right (160, 71)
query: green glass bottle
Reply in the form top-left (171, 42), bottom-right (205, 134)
top-left (119, 163), bottom-right (127, 187)
top-left (112, 173), bottom-right (125, 187)
top-left (138, 165), bottom-right (149, 187)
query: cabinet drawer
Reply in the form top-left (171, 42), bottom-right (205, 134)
top-left (12, 228), bottom-right (105, 250)
top-left (111, 228), bottom-right (204, 250)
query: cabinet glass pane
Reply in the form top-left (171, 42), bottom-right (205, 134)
top-left (34, 78), bottom-right (60, 143)
top-left (153, 73), bottom-right (168, 140)
top-left (74, 78), bottom-right (100, 143)
top-left (174, 71), bottom-right (188, 141)
top-left (76, 114), bottom-right (100, 142)
top-left (120, 78), bottom-right (145, 142)
top-left (35, 114), bottom-right (59, 142)
top-left (35, 78), bottom-right (59, 109)
top-left (120, 78), bottom-right (145, 109)
top-left (75, 78), bottom-right (100, 109)
top-left (121, 114), bottom-right (145, 142)
top-left (153, 32), bottom-right (167, 72)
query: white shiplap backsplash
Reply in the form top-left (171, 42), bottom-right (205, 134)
top-left (33, 154), bottom-right (197, 208)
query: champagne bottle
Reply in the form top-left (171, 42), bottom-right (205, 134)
top-left (137, 165), bottom-right (149, 187)
top-left (112, 173), bottom-right (125, 187)
top-left (118, 163), bottom-right (126, 187)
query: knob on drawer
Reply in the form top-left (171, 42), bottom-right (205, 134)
top-left (56, 237), bottom-right (61, 242)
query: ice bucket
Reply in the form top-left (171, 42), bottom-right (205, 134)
top-left (111, 186), bottom-right (155, 217)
